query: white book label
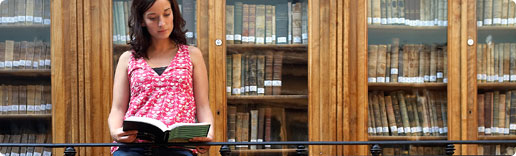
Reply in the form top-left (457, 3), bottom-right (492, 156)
top-left (257, 88), bottom-right (265, 94)
top-left (368, 77), bottom-right (377, 83)
top-left (232, 88), bottom-right (241, 95)
top-left (478, 126), bottom-right (485, 132)
top-left (249, 86), bottom-right (257, 92)
top-left (391, 68), bottom-right (398, 74)
top-left (272, 80), bottom-right (282, 86)
top-left (226, 35), bottom-right (234, 41)
top-left (377, 77), bottom-right (385, 83)
top-left (227, 87), bottom-right (231, 93)
top-left (234, 34), bottom-right (242, 41)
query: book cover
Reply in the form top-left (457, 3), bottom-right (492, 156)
top-left (368, 45), bottom-right (378, 82)
top-left (227, 106), bottom-right (237, 144)
top-left (242, 4), bottom-right (249, 44)
top-left (123, 116), bottom-right (210, 143)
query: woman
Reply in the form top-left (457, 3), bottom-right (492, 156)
top-left (108, 0), bottom-right (213, 155)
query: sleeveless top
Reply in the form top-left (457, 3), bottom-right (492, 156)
top-left (111, 44), bottom-right (197, 153)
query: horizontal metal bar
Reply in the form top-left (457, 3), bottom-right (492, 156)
top-left (1, 140), bottom-right (516, 147)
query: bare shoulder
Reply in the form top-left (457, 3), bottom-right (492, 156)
top-left (188, 46), bottom-right (204, 63)
top-left (117, 51), bottom-right (133, 67)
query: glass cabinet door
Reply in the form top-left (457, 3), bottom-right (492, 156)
top-left (225, 0), bottom-right (308, 155)
top-left (476, 0), bottom-right (516, 155)
top-left (367, 0), bottom-right (448, 155)
top-left (0, 0), bottom-right (53, 155)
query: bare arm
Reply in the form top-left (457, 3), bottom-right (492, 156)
top-left (108, 51), bottom-right (137, 142)
top-left (189, 46), bottom-right (214, 138)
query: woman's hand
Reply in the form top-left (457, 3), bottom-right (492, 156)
top-left (111, 127), bottom-right (138, 143)
top-left (189, 135), bottom-right (213, 154)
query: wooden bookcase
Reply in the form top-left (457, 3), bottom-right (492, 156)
top-left (0, 0), bottom-right (53, 155)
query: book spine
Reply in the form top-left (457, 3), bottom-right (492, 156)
top-left (182, 0), bottom-right (195, 45)
top-left (386, 96), bottom-right (398, 135)
top-left (275, 2), bottom-right (288, 44)
top-left (255, 5), bottom-right (266, 44)
top-left (376, 45), bottom-right (387, 82)
top-left (231, 54), bottom-right (242, 96)
top-left (272, 52), bottom-right (283, 95)
top-left (242, 4), bottom-right (249, 44)
top-left (234, 2), bottom-right (243, 44)
top-left (265, 5), bottom-right (273, 45)
top-left (226, 5), bottom-right (235, 44)
top-left (301, 1), bottom-right (308, 44)
top-left (479, 94), bottom-right (485, 135)
top-left (226, 55), bottom-right (232, 95)
top-left (250, 110), bottom-right (258, 149)
top-left (368, 45), bottom-right (378, 82)
top-left (292, 2), bottom-right (302, 44)
top-left (511, 91), bottom-right (516, 134)
top-left (248, 5), bottom-right (256, 44)
top-left (485, 0), bottom-right (493, 25)
top-left (265, 52), bottom-right (274, 95)
top-left (257, 55), bottom-right (265, 95)
top-left (248, 55), bottom-right (257, 95)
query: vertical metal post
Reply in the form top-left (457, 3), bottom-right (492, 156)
top-left (296, 145), bottom-right (307, 156)
top-left (64, 146), bottom-right (76, 156)
top-left (445, 144), bottom-right (455, 156)
top-left (219, 145), bottom-right (231, 156)
top-left (370, 144), bottom-right (382, 156)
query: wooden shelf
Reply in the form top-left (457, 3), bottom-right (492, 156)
top-left (0, 114), bottom-right (51, 120)
top-left (478, 136), bottom-right (516, 140)
top-left (231, 148), bottom-right (298, 154)
top-left (0, 25), bottom-right (50, 29)
top-left (368, 25), bottom-right (447, 31)
top-left (368, 25), bottom-right (447, 44)
top-left (478, 26), bottom-right (516, 31)
top-left (478, 83), bottom-right (516, 90)
top-left (227, 95), bottom-right (308, 109)
top-left (369, 136), bottom-right (447, 141)
top-left (368, 83), bottom-right (447, 91)
top-left (0, 69), bottom-right (51, 77)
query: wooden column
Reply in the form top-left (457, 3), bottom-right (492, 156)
top-left (448, 0), bottom-right (462, 154)
top-left (80, 0), bottom-right (113, 155)
top-left (308, 0), bottom-right (346, 155)
top-left (52, 0), bottom-right (79, 155)
top-left (462, 0), bottom-right (479, 155)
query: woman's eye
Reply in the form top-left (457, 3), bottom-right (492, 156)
top-left (164, 14), bottom-right (171, 17)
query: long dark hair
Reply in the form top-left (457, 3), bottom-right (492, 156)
top-left (128, 0), bottom-right (188, 59)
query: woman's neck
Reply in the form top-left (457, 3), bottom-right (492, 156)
top-left (149, 39), bottom-right (177, 54)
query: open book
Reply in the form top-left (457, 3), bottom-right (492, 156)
top-left (123, 116), bottom-right (210, 143)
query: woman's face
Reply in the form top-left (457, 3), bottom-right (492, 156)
top-left (142, 0), bottom-right (174, 40)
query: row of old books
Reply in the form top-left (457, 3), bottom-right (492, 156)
top-left (479, 145), bottom-right (516, 155)
top-left (368, 90), bottom-right (448, 136)
top-left (367, 0), bottom-right (448, 26)
top-left (476, 43), bottom-right (516, 83)
top-left (226, 52), bottom-right (283, 96)
top-left (477, 91), bottom-right (516, 136)
top-left (0, 132), bottom-right (52, 156)
top-left (0, 0), bottom-right (51, 25)
top-left (225, 1), bottom-right (308, 45)
top-left (368, 42), bottom-right (448, 83)
top-left (0, 84), bottom-right (51, 115)
top-left (227, 106), bottom-right (284, 150)
top-left (113, 0), bottom-right (197, 45)
top-left (0, 40), bottom-right (51, 70)
top-left (380, 145), bottom-right (445, 155)
top-left (476, 0), bottom-right (516, 27)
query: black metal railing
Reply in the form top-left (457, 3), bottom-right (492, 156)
top-left (1, 140), bottom-right (516, 156)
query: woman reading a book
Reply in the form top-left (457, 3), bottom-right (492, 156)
top-left (107, 0), bottom-right (214, 155)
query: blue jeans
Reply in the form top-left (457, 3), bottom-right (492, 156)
top-left (113, 147), bottom-right (195, 156)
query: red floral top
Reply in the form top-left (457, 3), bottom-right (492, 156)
top-left (112, 44), bottom-right (197, 153)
